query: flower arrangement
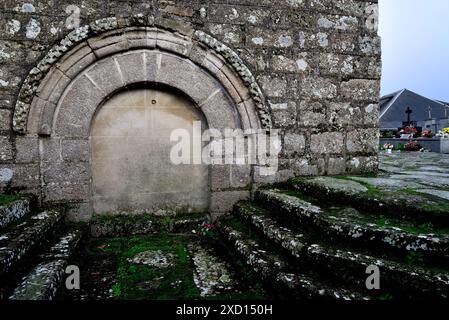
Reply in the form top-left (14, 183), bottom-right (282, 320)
top-left (398, 126), bottom-right (418, 137)
top-left (383, 143), bottom-right (394, 153)
top-left (404, 140), bottom-right (423, 152)
top-left (436, 127), bottom-right (449, 139)
top-left (421, 129), bottom-right (434, 138)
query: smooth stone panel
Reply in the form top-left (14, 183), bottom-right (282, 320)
top-left (91, 88), bottom-right (209, 215)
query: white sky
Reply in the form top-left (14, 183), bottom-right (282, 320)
top-left (379, 0), bottom-right (449, 101)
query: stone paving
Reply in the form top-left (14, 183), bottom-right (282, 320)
top-left (376, 152), bottom-right (449, 200)
top-left (288, 152), bottom-right (449, 228)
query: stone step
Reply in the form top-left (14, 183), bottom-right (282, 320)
top-left (90, 212), bottom-right (209, 237)
top-left (0, 210), bottom-right (63, 278)
top-left (255, 190), bottom-right (449, 262)
top-left (217, 219), bottom-right (369, 300)
top-left (0, 198), bottom-right (31, 230)
top-left (9, 228), bottom-right (83, 300)
top-left (234, 202), bottom-right (449, 299)
top-left (286, 177), bottom-right (449, 227)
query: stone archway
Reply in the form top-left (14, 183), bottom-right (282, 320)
top-left (91, 87), bottom-right (209, 215)
top-left (11, 20), bottom-right (272, 220)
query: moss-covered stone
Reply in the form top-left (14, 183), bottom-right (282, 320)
top-left (0, 210), bottom-right (63, 277)
top-left (90, 212), bottom-right (209, 237)
top-left (0, 198), bottom-right (30, 230)
top-left (217, 217), bottom-right (369, 300)
top-left (233, 200), bottom-right (449, 300)
top-left (65, 233), bottom-right (268, 300)
top-left (288, 177), bottom-right (449, 228)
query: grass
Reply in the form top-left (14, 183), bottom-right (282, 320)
top-left (372, 214), bottom-right (443, 235)
top-left (400, 188), bottom-right (449, 214)
top-left (107, 233), bottom-right (200, 300)
top-left (89, 232), bottom-right (268, 300)
top-left (0, 194), bottom-right (22, 206)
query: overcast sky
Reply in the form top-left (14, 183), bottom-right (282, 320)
top-left (379, 0), bottom-right (449, 101)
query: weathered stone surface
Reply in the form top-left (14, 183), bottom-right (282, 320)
top-left (327, 157), bottom-right (346, 175)
top-left (0, 198), bottom-right (30, 230)
top-left (328, 102), bottom-right (362, 127)
top-left (0, 136), bottom-right (13, 161)
top-left (301, 77), bottom-right (337, 100)
top-left (10, 228), bottom-right (83, 300)
top-left (417, 189), bottom-right (449, 201)
top-left (15, 137), bottom-right (39, 163)
top-left (9, 260), bottom-right (66, 300)
top-left (0, 210), bottom-right (63, 277)
top-left (234, 203), bottom-right (449, 299)
top-left (298, 100), bottom-right (326, 127)
top-left (218, 218), bottom-right (369, 300)
top-left (0, 109), bottom-right (11, 131)
top-left (54, 75), bottom-right (105, 138)
top-left (296, 176), bottom-right (369, 195)
top-left (257, 75), bottom-right (287, 98)
top-left (269, 101), bottom-right (296, 128)
top-left (254, 192), bottom-right (449, 259)
top-left (188, 243), bottom-right (235, 297)
top-left (340, 79), bottom-right (380, 102)
top-left (290, 172), bottom-right (449, 227)
top-left (3, 2), bottom-right (380, 220)
top-left (129, 250), bottom-right (175, 268)
top-left (284, 133), bottom-right (306, 155)
top-left (346, 128), bottom-right (379, 154)
top-left (311, 132), bottom-right (344, 154)
top-left (211, 191), bottom-right (250, 214)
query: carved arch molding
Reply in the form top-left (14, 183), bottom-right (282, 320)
top-left (12, 16), bottom-right (272, 135)
top-left (10, 17), bottom-right (273, 217)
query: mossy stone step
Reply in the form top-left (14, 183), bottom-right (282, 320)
top-left (287, 177), bottom-right (449, 227)
top-left (217, 218), bottom-right (369, 300)
top-left (255, 190), bottom-right (449, 261)
top-left (0, 210), bottom-right (63, 277)
top-left (233, 202), bottom-right (449, 300)
top-left (9, 228), bottom-right (83, 300)
top-left (0, 198), bottom-right (30, 230)
top-left (90, 212), bottom-right (209, 237)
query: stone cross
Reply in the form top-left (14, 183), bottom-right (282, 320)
top-left (405, 107), bottom-right (413, 125)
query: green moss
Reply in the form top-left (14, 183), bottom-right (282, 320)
top-left (334, 176), bottom-right (380, 195)
top-left (374, 215), bottom-right (387, 227)
top-left (92, 211), bottom-right (207, 224)
top-left (111, 233), bottom-right (200, 300)
top-left (399, 188), bottom-right (449, 214)
top-left (90, 237), bottom-right (125, 254)
top-left (406, 252), bottom-right (425, 267)
top-left (92, 232), bottom-right (269, 300)
top-left (221, 217), bottom-right (251, 234)
top-left (378, 293), bottom-right (394, 301)
top-left (278, 189), bottom-right (322, 205)
top-left (0, 194), bottom-right (22, 206)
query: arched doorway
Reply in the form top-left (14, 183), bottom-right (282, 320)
top-left (12, 25), bottom-right (271, 220)
top-left (91, 87), bottom-right (209, 214)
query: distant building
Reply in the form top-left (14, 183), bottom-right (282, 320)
top-left (380, 89), bottom-right (449, 132)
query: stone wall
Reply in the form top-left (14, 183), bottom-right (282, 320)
top-left (0, 0), bottom-right (381, 220)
